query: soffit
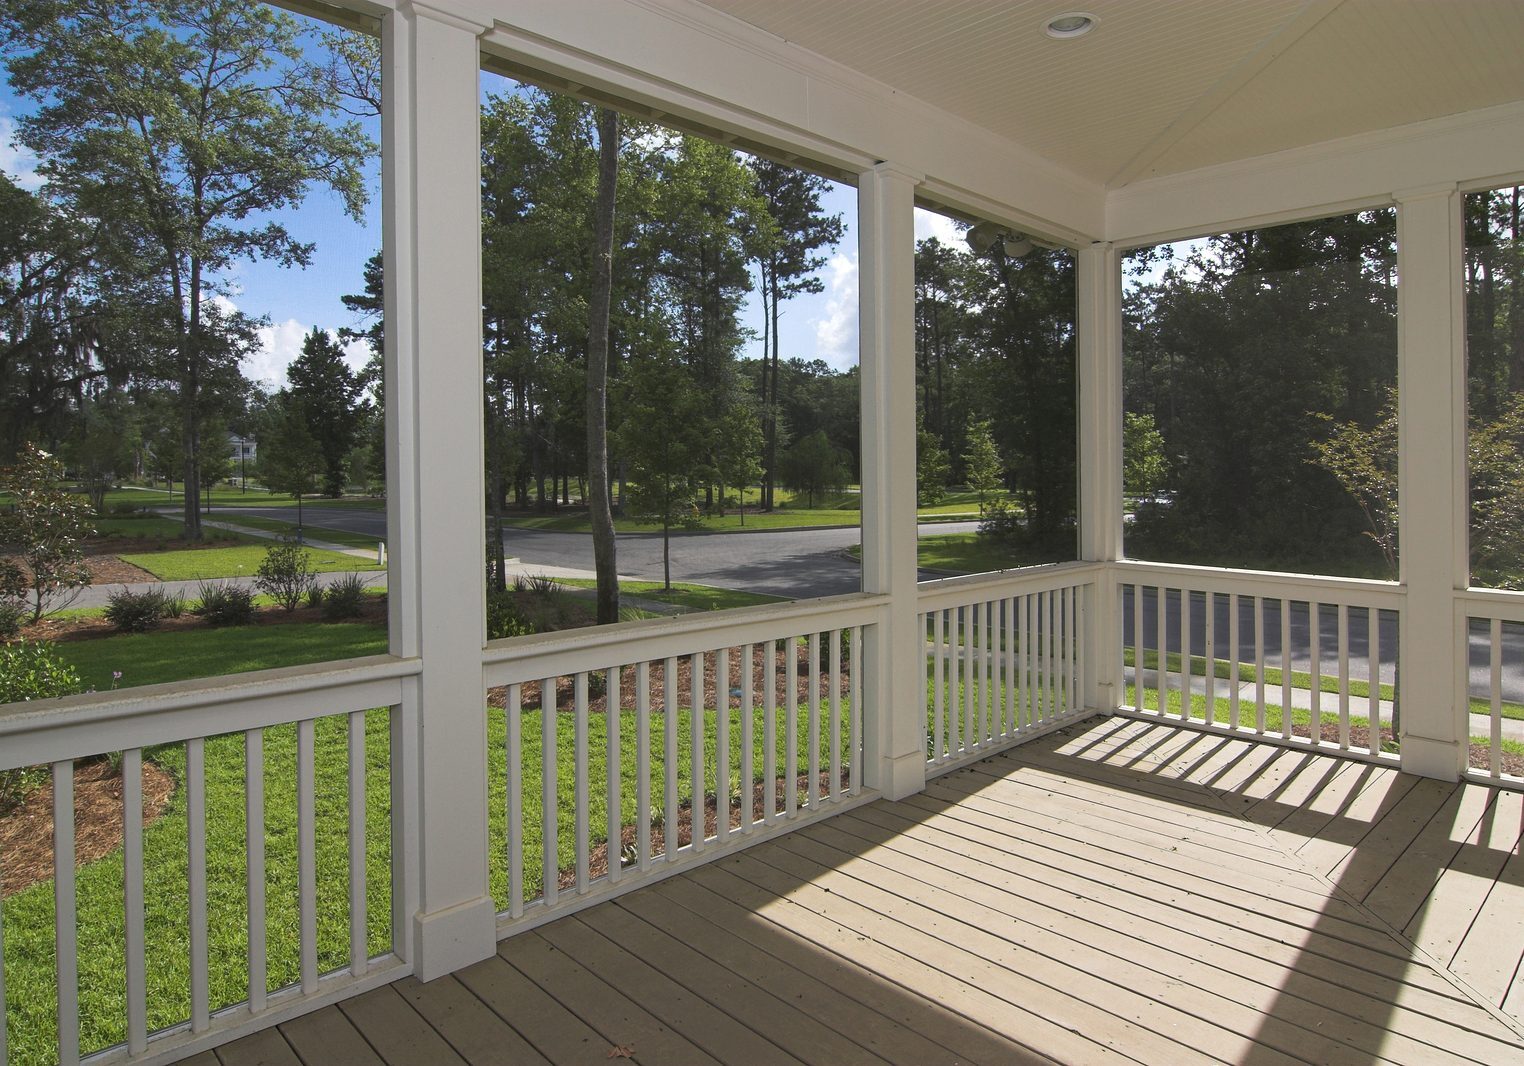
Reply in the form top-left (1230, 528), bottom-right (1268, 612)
top-left (693, 0), bottom-right (1524, 188)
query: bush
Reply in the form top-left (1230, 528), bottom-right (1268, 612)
top-left (104, 586), bottom-right (167, 632)
top-left (193, 580), bottom-right (255, 626)
top-left (0, 600), bottom-right (24, 640)
top-left (162, 591), bottom-right (186, 619)
top-left (487, 590), bottom-right (535, 640)
top-left (306, 583), bottom-right (327, 610)
top-left (977, 498), bottom-right (1024, 545)
top-left (0, 558), bottom-right (28, 638)
top-left (321, 573), bottom-right (367, 620)
top-left (0, 639), bottom-right (82, 705)
top-left (255, 539), bottom-right (316, 612)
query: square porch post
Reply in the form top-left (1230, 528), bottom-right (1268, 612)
top-left (1395, 185), bottom-right (1468, 781)
top-left (859, 162), bottom-right (927, 800)
top-left (1077, 242), bottom-right (1124, 714)
top-left (385, 0), bottom-right (498, 979)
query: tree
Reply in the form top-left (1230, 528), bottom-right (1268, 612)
top-left (257, 393), bottom-right (322, 535)
top-left (64, 393), bottom-right (138, 512)
top-left (714, 403), bottom-right (765, 524)
top-left (779, 429), bottom-right (848, 509)
top-left (2, 0), bottom-right (373, 538)
top-left (618, 353), bottom-right (704, 590)
top-left (1122, 412), bottom-right (1169, 498)
top-left (287, 328), bottom-right (365, 497)
top-left (0, 444), bottom-right (95, 621)
top-left (749, 160), bottom-right (844, 509)
top-left (962, 418), bottom-right (1003, 502)
top-left (586, 107), bottom-right (621, 624)
top-left (916, 415), bottom-right (950, 506)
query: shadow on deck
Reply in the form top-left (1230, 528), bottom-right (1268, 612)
top-left (201, 717), bottom-right (1524, 1065)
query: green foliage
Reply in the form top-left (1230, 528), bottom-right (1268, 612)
top-left (287, 328), bottom-right (366, 497)
top-left (256, 393), bottom-right (324, 503)
top-left (977, 498), bottom-right (1024, 545)
top-left (1122, 411), bottom-right (1170, 497)
top-left (0, 560), bottom-right (26, 637)
top-left (192, 581), bottom-right (255, 627)
top-left (1306, 389), bottom-right (1398, 578)
top-left (255, 539), bottom-right (318, 612)
top-left (320, 573), bottom-right (367, 620)
top-left (0, 639), bottom-right (82, 704)
top-left (486, 589), bottom-right (536, 640)
top-left (0, 444), bottom-right (96, 621)
top-left (778, 429), bottom-right (849, 509)
top-left (962, 418), bottom-right (1004, 501)
top-left (104, 587), bottom-right (168, 633)
top-left (916, 415), bottom-right (951, 505)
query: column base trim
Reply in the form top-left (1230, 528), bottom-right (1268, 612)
top-left (1400, 732), bottom-right (1463, 782)
top-left (413, 893), bottom-right (496, 981)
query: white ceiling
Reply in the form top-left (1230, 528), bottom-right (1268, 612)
top-left (694, 0), bottom-right (1524, 188)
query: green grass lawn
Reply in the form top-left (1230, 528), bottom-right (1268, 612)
top-left (118, 545), bottom-right (383, 582)
top-left (96, 485), bottom-right (385, 513)
top-left (553, 579), bottom-right (784, 613)
top-left (5, 621), bottom-right (848, 1063)
top-left (210, 514), bottom-right (382, 552)
top-left (88, 516), bottom-right (245, 543)
top-left (902, 532), bottom-right (1072, 575)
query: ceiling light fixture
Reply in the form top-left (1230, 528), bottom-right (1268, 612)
top-left (1045, 12), bottom-right (1096, 39)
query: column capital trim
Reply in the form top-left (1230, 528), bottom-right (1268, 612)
top-left (868, 160), bottom-right (924, 186)
top-left (402, 0), bottom-right (491, 36)
top-left (1392, 181), bottom-right (1459, 204)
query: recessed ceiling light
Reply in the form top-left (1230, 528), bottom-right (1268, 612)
top-left (1045, 12), bottom-right (1097, 39)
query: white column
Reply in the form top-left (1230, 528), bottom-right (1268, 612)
top-left (1077, 242), bottom-right (1124, 713)
top-left (1395, 185), bottom-right (1467, 781)
top-left (385, 1), bottom-right (496, 979)
top-left (859, 162), bottom-right (925, 800)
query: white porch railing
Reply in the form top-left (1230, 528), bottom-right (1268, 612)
top-left (1114, 561), bottom-right (1404, 766)
top-left (481, 593), bottom-right (882, 933)
top-left (0, 657), bottom-right (416, 1066)
top-left (1458, 590), bottom-right (1524, 788)
top-left (918, 563), bottom-right (1101, 777)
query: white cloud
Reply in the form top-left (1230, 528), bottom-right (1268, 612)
top-left (247, 318), bottom-right (310, 392)
top-left (0, 114), bottom-right (44, 192)
top-left (914, 207), bottom-right (962, 247)
top-left (813, 251), bottom-right (858, 370)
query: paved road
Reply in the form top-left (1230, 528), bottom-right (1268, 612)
top-left (213, 507), bottom-right (978, 601)
top-left (151, 506), bottom-right (1524, 701)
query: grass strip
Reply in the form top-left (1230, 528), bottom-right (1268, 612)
top-left (118, 545), bottom-right (383, 582)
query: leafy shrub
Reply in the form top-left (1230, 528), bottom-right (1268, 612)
top-left (193, 580), bottom-right (255, 626)
top-left (306, 583), bottom-right (327, 610)
top-left (0, 640), bottom-right (82, 705)
top-left (321, 573), bottom-right (367, 620)
top-left (977, 498), bottom-right (1023, 545)
top-left (487, 590), bottom-right (535, 640)
top-left (815, 627), bottom-right (854, 669)
top-left (104, 586), bottom-right (167, 632)
top-left (0, 600), bottom-right (24, 640)
top-left (109, 501), bottom-right (142, 516)
top-left (162, 591), bottom-right (186, 619)
top-left (254, 539), bottom-right (316, 612)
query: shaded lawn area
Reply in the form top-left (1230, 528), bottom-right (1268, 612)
top-left (118, 545), bottom-right (383, 582)
top-left (505, 508), bottom-right (861, 534)
top-left (211, 514), bottom-right (382, 552)
top-left (554, 579), bottom-right (784, 613)
top-left (87, 517), bottom-right (247, 543)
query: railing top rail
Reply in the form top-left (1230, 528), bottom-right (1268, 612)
top-left (916, 560), bottom-right (1103, 612)
top-left (482, 591), bottom-right (889, 685)
top-left (0, 654), bottom-right (417, 770)
top-left (1456, 586), bottom-right (1524, 623)
top-left (1114, 558), bottom-right (1404, 607)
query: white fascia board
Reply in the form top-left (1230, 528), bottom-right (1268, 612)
top-left (475, 0), bottom-right (1105, 244)
top-left (1106, 99), bottom-right (1524, 248)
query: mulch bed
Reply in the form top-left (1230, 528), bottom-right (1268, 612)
top-left (559, 769), bottom-right (849, 890)
top-left (20, 593), bottom-right (388, 644)
top-left (1276, 719), bottom-right (1523, 776)
top-left (488, 641), bottom-right (850, 715)
top-left (1, 758), bottom-right (176, 898)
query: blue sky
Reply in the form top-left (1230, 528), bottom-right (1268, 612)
top-left (1, 42), bottom-right (965, 392)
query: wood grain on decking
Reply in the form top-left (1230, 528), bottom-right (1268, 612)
top-left (206, 718), bottom-right (1524, 1066)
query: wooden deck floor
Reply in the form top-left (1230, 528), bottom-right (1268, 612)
top-left (200, 717), bottom-right (1524, 1065)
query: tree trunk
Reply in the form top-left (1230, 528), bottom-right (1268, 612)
top-left (587, 107), bottom-right (621, 625)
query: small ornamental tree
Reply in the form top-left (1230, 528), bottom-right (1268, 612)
top-left (0, 444), bottom-right (96, 621)
top-left (1123, 412), bottom-right (1170, 499)
top-left (962, 418), bottom-right (1004, 502)
top-left (916, 414), bottom-right (951, 506)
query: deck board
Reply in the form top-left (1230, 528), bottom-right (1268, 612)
top-left (208, 718), bottom-right (1524, 1066)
